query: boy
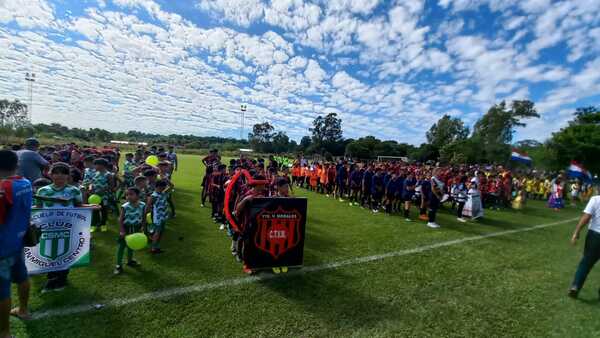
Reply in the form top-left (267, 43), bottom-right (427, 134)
top-left (36, 162), bottom-right (83, 292)
top-left (114, 187), bottom-right (146, 275)
top-left (0, 150), bottom-right (33, 337)
top-left (123, 153), bottom-right (136, 188)
top-left (147, 179), bottom-right (170, 254)
top-left (89, 158), bottom-right (113, 232)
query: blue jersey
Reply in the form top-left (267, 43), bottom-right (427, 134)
top-left (371, 174), bottom-right (385, 195)
top-left (0, 177), bottom-right (33, 257)
top-left (363, 171), bottom-right (373, 189)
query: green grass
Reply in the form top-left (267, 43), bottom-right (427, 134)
top-left (10, 154), bottom-right (600, 337)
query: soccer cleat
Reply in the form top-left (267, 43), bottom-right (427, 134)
top-left (100, 225), bottom-right (108, 232)
top-left (568, 287), bottom-right (579, 299)
top-left (127, 260), bottom-right (141, 267)
top-left (243, 265), bottom-right (253, 274)
top-left (372, 209), bottom-right (379, 213)
top-left (457, 217), bottom-right (467, 223)
top-left (419, 214), bottom-right (428, 221)
top-left (349, 203), bottom-right (353, 206)
top-left (427, 222), bottom-right (440, 229)
top-left (281, 267), bottom-right (289, 273)
top-left (339, 198), bottom-right (344, 202)
top-left (200, 204), bottom-right (205, 208)
top-left (219, 224), bottom-right (226, 230)
top-left (405, 218), bottom-right (411, 222)
top-left (113, 265), bottom-right (123, 275)
top-left (272, 267), bottom-right (281, 274)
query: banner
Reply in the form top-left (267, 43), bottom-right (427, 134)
top-left (24, 207), bottom-right (93, 274)
top-left (244, 197), bottom-right (307, 271)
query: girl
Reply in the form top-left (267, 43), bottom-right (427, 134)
top-left (548, 176), bottom-right (565, 211)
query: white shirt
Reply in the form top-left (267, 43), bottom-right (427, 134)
top-left (584, 196), bottom-right (600, 233)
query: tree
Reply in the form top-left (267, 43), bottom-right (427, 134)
top-left (272, 131), bottom-right (291, 153)
top-left (310, 113), bottom-right (343, 155)
top-left (472, 100), bottom-right (539, 163)
top-left (248, 122), bottom-right (275, 153)
top-left (548, 107), bottom-right (600, 174)
top-left (298, 136), bottom-right (312, 153)
top-left (0, 99), bottom-right (28, 127)
top-left (426, 114), bottom-right (469, 157)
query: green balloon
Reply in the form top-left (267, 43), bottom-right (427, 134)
top-left (88, 194), bottom-right (102, 205)
top-left (125, 233), bottom-right (148, 251)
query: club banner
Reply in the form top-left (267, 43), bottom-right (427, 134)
top-left (245, 197), bottom-right (307, 271)
top-left (24, 207), bottom-right (93, 274)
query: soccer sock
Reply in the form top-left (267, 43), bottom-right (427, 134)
top-left (127, 248), bottom-right (133, 262)
top-left (116, 240), bottom-right (126, 265)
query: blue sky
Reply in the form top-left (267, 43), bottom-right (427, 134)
top-left (0, 0), bottom-right (599, 144)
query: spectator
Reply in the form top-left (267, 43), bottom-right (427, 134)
top-left (0, 150), bottom-right (33, 338)
top-left (16, 138), bottom-right (49, 182)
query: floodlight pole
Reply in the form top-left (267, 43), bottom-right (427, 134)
top-left (240, 104), bottom-right (247, 140)
top-left (25, 72), bottom-right (36, 123)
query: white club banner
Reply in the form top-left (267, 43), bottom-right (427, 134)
top-left (24, 207), bottom-right (93, 275)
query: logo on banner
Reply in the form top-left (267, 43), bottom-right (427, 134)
top-left (254, 207), bottom-right (302, 259)
top-left (39, 230), bottom-right (71, 260)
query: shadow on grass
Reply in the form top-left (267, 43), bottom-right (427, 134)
top-left (258, 269), bottom-right (396, 332)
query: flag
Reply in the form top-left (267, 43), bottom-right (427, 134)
top-left (24, 207), bottom-right (93, 274)
top-left (511, 149), bottom-right (532, 165)
top-left (567, 161), bottom-right (593, 182)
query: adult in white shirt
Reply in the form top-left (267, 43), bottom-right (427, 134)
top-left (569, 195), bottom-right (600, 298)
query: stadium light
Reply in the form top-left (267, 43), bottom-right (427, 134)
top-left (240, 104), bottom-right (247, 140)
top-left (25, 72), bottom-right (36, 122)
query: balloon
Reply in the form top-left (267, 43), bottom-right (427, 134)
top-left (125, 233), bottom-right (148, 250)
top-left (88, 194), bottom-right (102, 205)
top-left (145, 155), bottom-right (159, 166)
top-left (146, 212), bottom-right (153, 224)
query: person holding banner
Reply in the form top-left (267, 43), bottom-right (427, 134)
top-left (0, 150), bottom-right (33, 337)
top-left (35, 162), bottom-right (83, 293)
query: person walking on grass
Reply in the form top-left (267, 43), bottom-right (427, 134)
top-left (569, 194), bottom-right (600, 298)
top-left (0, 150), bottom-right (33, 338)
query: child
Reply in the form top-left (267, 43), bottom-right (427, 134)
top-left (123, 153), bottom-right (136, 188)
top-left (147, 179), bottom-right (170, 254)
top-left (114, 187), bottom-right (146, 275)
top-left (89, 158), bottom-right (113, 232)
top-left (402, 173), bottom-right (416, 221)
top-left (36, 162), bottom-right (83, 292)
top-left (158, 161), bottom-right (176, 218)
top-left (452, 176), bottom-right (468, 222)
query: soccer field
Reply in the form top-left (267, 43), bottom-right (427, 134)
top-left (10, 154), bottom-right (600, 337)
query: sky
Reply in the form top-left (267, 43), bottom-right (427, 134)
top-left (0, 0), bottom-right (599, 144)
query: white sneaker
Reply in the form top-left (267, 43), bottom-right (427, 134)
top-left (349, 203), bottom-right (353, 206)
top-left (457, 217), bottom-right (467, 223)
top-left (339, 199), bottom-right (344, 202)
top-left (219, 224), bottom-right (225, 230)
top-left (405, 218), bottom-right (411, 222)
top-left (326, 194), bottom-right (330, 198)
top-left (427, 222), bottom-right (440, 228)
top-left (372, 209), bottom-right (379, 213)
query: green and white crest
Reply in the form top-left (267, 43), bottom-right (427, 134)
top-left (39, 229), bottom-right (71, 260)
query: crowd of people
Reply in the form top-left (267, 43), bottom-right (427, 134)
top-left (1, 140), bottom-right (599, 337)
top-left (1, 138), bottom-right (180, 338)
top-left (285, 158), bottom-right (596, 226)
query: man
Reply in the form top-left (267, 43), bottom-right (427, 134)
top-left (0, 150), bottom-right (33, 338)
top-left (167, 146), bottom-right (178, 171)
top-left (16, 138), bottom-right (49, 182)
top-left (569, 193), bottom-right (600, 298)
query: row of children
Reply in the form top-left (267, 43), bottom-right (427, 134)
top-left (200, 151), bottom-right (293, 272)
top-left (7, 140), bottom-right (178, 292)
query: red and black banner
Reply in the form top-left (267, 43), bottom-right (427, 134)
top-left (244, 197), bottom-right (307, 271)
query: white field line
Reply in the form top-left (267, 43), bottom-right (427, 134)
top-left (31, 217), bottom-right (577, 320)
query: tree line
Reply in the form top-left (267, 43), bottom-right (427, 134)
top-left (1, 98), bottom-right (598, 173)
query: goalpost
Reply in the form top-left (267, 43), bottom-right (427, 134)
top-left (377, 155), bottom-right (409, 162)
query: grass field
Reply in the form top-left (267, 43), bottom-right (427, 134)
top-left (9, 154), bottom-right (600, 337)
